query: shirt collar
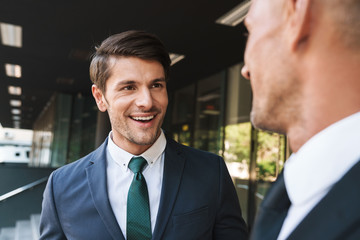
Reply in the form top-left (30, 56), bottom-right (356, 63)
top-left (284, 111), bottom-right (360, 205)
top-left (107, 130), bottom-right (167, 172)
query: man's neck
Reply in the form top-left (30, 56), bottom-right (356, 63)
top-left (288, 109), bottom-right (360, 153)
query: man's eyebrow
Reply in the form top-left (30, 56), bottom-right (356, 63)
top-left (114, 80), bottom-right (136, 88)
top-left (153, 78), bottom-right (166, 82)
top-left (114, 78), bottom-right (165, 88)
top-left (119, 80), bottom-right (137, 84)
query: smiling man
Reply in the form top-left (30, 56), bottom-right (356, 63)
top-left (39, 30), bottom-right (248, 240)
top-left (241, 0), bottom-right (360, 239)
top-left (92, 56), bottom-right (168, 155)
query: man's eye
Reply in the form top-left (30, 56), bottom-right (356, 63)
top-left (123, 86), bottom-right (135, 90)
top-left (152, 83), bottom-right (163, 88)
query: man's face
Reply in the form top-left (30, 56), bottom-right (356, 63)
top-left (241, 0), bottom-right (301, 133)
top-left (93, 57), bottom-right (168, 154)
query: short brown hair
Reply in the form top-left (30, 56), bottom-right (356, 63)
top-left (89, 30), bottom-right (171, 92)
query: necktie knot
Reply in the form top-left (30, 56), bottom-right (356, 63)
top-left (129, 156), bottom-right (147, 173)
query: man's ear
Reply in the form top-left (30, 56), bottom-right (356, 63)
top-left (92, 84), bottom-right (107, 112)
top-left (286, 0), bottom-right (312, 52)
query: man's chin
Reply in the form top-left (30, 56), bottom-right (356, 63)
top-left (129, 131), bottom-right (160, 146)
top-left (132, 139), bottom-right (156, 146)
top-left (250, 111), bottom-right (261, 128)
top-left (251, 111), bottom-right (286, 134)
top-left (251, 110), bottom-right (271, 131)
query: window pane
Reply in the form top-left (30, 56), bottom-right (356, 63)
top-left (171, 85), bottom-right (195, 146)
top-left (256, 130), bottom-right (286, 211)
top-left (193, 72), bottom-right (225, 155)
top-left (224, 122), bottom-right (251, 223)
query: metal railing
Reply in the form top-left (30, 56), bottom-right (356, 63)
top-left (0, 177), bottom-right (48, 202)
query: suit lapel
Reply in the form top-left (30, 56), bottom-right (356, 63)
top-left (152, 138), bottom-right (186, 240)
top-left (288, 160), bottom-right (360, 240)
top-left (85, 139), bottom-right (125, 240)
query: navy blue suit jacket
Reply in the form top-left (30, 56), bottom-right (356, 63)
top-left (250, 160), bottom-right (360, 240)
top-left (40, 137), bottom-right (248, 239)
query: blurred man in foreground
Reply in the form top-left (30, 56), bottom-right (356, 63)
top-left (241, 0), bottom-right (360, 239)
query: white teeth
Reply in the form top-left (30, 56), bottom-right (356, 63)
top-left (132, 115), bottom-right (154, 121)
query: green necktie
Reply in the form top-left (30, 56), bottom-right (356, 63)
top-left (127, 156), bottom-right (152, 240)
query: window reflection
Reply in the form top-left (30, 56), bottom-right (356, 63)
top-left (171, 84), bottom-right (195, 146)
top-left (224, 122), bottom-right (251, 223)
top-left (255, 130), bottom-right (286, 210)
top-left (168, 63), bottom-right (289, 226)
top-left (193, 72), bottom-right (225, 155)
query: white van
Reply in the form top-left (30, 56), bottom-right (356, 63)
top-left (0, 145), bottom-right (31, 164)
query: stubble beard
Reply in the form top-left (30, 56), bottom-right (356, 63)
top-left (250, 52), bottom-right (301, 135)
top-left (250, 100), bottom-right (287, 135)
top-left (125, 124), bottom-right (162, 146)
top-left (250, 81), bottom-right (299, 136)
top-left (110, 112), bottom-right (164, 147)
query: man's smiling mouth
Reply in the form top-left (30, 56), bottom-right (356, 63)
top-left (131, 115), bottom-right (155, 122)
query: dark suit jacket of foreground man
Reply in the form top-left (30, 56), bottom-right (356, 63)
top-left (251, 160), bottom-right (360, 240)
top-left (40, 136), bottom-right (248, 240)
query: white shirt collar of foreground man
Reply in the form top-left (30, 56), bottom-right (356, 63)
top-left (278, 111), bottom-right (360, 239)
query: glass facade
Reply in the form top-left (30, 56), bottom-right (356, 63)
top-left (167, 62), bottom-right (288, 227)
top-left (193, 71), bottom-right (226, 155)
top-left (50, 94), bottom-right (72, 167)
top-left (171, 84), bottom-right (195, 146)
top-left (67, 94), bottom-right (97, 163)
top-left (30, 93), bottom-right (97, 168)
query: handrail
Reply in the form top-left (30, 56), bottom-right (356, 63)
top-left (0, 177), bottom-right (48, 202)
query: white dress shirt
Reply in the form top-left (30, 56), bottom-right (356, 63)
top-left (278, 111), bottom-right (360, 240)
top-left (106, 130), bottom-right (166, 238)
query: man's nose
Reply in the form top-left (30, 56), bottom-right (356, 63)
top-left (135, 88), bottom-right (153, 110)
top-left (241, 64), bottom-right (250, 80)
